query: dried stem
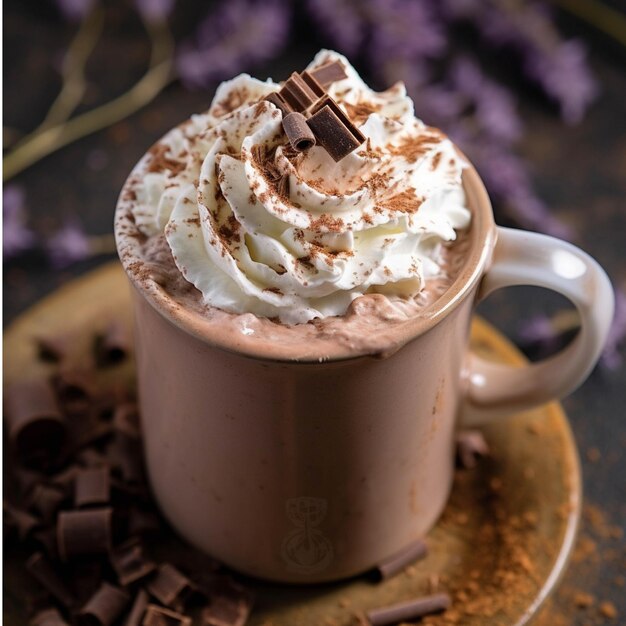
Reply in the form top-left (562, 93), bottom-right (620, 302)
top-left (3, 17), bottom-right (175, 182)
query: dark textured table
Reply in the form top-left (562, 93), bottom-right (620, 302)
top-left (4, 2), bottom-right (625, 623)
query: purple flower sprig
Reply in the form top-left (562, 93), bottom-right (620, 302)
top-left (176, 0), bottom-right (291, 89)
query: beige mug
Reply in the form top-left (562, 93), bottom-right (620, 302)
top-left (116, 161), bottom-right (614, 583)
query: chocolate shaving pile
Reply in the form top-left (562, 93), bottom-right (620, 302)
top-left (263, 60), bottom-right (365, 161)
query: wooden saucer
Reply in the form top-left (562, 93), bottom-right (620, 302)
top-left (3, 263), bottom-right (581, 626)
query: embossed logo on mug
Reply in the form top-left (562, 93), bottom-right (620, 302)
top-left (280, 497), bottom-right (334, 574)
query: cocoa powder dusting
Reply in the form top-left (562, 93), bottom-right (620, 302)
top-left (146, 143), bottom-right (186, 176)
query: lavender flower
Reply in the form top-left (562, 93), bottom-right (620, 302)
top-left (3, 185), bottom-right (36, 259)
top-left (176, 0), bottom-right (291, 89)
top-left (46, 219), bottom-right (91, 268)
top-left (54, 0), bottom-right (97, 21)
top-left (135, 0), bottom-right (175, 22)
top-left (305, 0), bottom-right (366, 57)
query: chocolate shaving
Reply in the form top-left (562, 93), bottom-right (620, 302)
top-left (77, 582), bottom-right (130, 626)
top-left (111, 537), bottom-right (156, 586)
top-left (375, 538), bottom-right (428, 580)
top-left (30, 608), bottom-right (69, 626)
top-left (282, 112), bottom-right (316, 152)
top-left (30, 483), bottom-right (66, 523)
top-left (307, 96), bottom-right (365, 161)
top-left (57, 508), bottom-right (113, 561)
top-left (95, 321), bottom-right (131, 367)
top-left (142, 604), bottom-right (191, 626)
top-left (366, 593), bottom-right (451, 626)
top-left (4, 378), bottom-right (66, 467)
top-left (75, 466), bottom-right (110, 508)
top-left (201, 577), bottom-right (253, 626)
top-left (263, 92), bottom-right (292, 117)
top-left (146, 563), bottom-right (199, 611)
top-left (309, 60), bottom-right (348, 87)
top-left (123, 590), bottom-right (149, 626)
top-left (26, 552), bottom-right (77, 608)
top-left (455, 429), bottom-right (490, 469)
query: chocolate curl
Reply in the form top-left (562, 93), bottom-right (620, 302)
top-left (307, 96), bottom-right (365, 161)
top-left (77, 582), bottom-right (130, 626)
top-left (366, 593), bottom-right (451, 626)
top-left (30, 483), bottom-right (66, 524)
top-left (142, 604), bottom-right (191, 626)
top-left (280, 72), bottom-right (323, 112)
top-left (75, 466), bottom-right (110, 508)
top-left (264, 92), bottom-right (292, 117)
top-left (282, 113), bottom-right (316, 152)
top-left (123, 590), bottom-right (148, 626)
top-left (26, 552), bottom-right (77, 609)
top-left (95, 321), bottom-right (131, 367)
top-left (4, 378), bottom-right (66, 467)
top-left (375, 538), bottom-right (428, 580)
top-left (30, 608), bottom-right (70, 626)
top-left (146, 563), bottom-right (199, 611)
top-left (309, 60), bottom-right (348, 87)
top-left (111, 537), bottom-right (156, 586)
top-left (57, 508), bottom-right (113, 561)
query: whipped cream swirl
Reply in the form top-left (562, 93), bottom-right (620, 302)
top-left (131, 51), bottom-right (471, 324)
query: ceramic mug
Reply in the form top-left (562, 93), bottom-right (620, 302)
top-left (116, 161), bottom-right (614, 583)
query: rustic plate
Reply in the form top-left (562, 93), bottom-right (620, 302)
top-left (3, 263), bottom-right (581, 626)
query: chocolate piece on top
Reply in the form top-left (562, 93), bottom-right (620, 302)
top-left (142, 604), bottom-right (191, 626)
top-left (309, 60), bottom-right (348, 87)
top-left (110, 537), bottom-right (156, 586)
top-left (124, 590), bottom-right (149, 626)
top-left (307, 96), bottom-right (365, 161)
top-left (4, 378), bottom-right (66, 467)
top-left (146, 563), bottom-right (199, 611)
top-left (30, 608), bottom-right (69, 626)
top-left (75, 466), bottom-right (110, 508)
top-left (77, 582), bottom-right (130, 626)
top-left (279, 72), bottom-right (322, 112)
top-left (299, 70), bottom-right (325, 99)
top-left (26, 552), bottom-right (77, 608)
top-left (282, 112), bottom-right (316, 152)
top-left (366, 593), bottom-right (451, 626)
top-left (263, 92), bottom-right (292, 117)
top-left (57, 508), bottom-right (113, 561)
top-left (375, 537), bottom-right (428, 580)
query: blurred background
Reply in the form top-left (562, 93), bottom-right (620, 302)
top-left (3, 0), bottom-right (625, 622)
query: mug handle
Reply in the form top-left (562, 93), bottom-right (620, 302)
top-left (459, 226), bottom-right (614, 427)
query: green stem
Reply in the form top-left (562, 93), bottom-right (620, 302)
top-left (3, 17), bottom-right (175, 182)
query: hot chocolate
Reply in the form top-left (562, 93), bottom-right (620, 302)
top-left (115, 50), bottom-right (472, 359)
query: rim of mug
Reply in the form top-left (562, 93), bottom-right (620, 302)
top-left (115, 141), bottom-right (497, 364)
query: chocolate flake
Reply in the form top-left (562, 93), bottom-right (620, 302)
top-left (57, 508), bottom-right (113, 561)
top-left (142, 604), bottom-right (191, 626)
top-left (30, 608), bottom-right (69, 626)
top-left (26, 552), bottom-right (77, 608)
top-left (75, 466), bottom-right (110, 508)
top-left (307, 96), bottom-right (365, 161)
top-left (111, 537), bottom-right (156, 586)
top-left (123, 590), bottom-right (149, 626)
top-left (146, 563), bottom-right (199, 611)
top-left (366, 593), bottom-right (451, 626)
top-left (4, 378), bottom-right (66, 467)
top-left (282, 112), bottom-right (316, 152)
top-left (375, 538), bottom-right (428, 580)
top-left (77, 582), bottom-right (130, 626)
top-left (309, 60), bottom-right (348, 87)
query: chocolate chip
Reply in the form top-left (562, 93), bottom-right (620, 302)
top-left (307, 96), bottom-right (365, 161)
top-left (282, 112), bottom-right (316, 152)
top-left (77, 582), bottom-right (130, 626)
top-left (75, 466), bottom-right (110, 508)
top-left (4, 378), bottom-right (66, 468)
top-left (57, 508), bottom-right (113, 561)
top-left (309, 60), bottom-right (348, 87)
